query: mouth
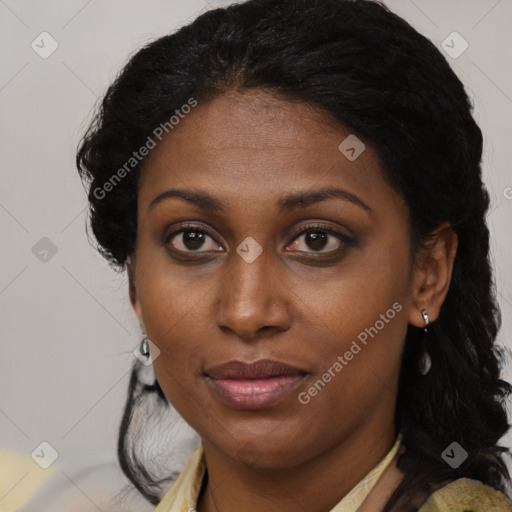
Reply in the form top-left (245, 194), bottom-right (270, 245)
top-left (204, 359), bottom-right (308, 410)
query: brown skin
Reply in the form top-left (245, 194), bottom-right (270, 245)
top-left (127, 90), bottom-right (458, 512)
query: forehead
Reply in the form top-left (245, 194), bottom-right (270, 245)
top-left (138, 89), bottom-right (397, 214)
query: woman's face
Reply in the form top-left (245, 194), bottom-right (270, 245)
top-left (129, 89), bottom-right (421, 467)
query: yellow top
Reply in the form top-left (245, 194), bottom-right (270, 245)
top-left (0, 451), bottom-right (56, 512)
top-left (154, 436), bottom-right (512, 512)
top-left (420, 478), bottom-right (512, 511)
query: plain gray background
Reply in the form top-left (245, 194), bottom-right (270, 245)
top-left (1, 0), bottom-right (511, 510)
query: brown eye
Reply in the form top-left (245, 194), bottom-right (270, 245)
top-left (166, 226), bottom-right (223, 253)
top-left (287, 224), bottom-right (354, 254)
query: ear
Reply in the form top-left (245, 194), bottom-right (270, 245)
top-left (127, 255), bottom-right (145, 332)
top-left (408, 222), bottom-right (458, 328)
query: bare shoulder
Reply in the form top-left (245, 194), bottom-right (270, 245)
top-left (419, 478), bottom-right (512, 512)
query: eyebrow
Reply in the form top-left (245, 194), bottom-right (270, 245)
top-left (148, 186), bottom-right (371, 214)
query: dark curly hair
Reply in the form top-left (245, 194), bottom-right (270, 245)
top-left (76, 0), bottom-right (512, 509)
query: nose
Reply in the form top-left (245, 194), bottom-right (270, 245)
top-left (215, 246), bottom-right (291, 341)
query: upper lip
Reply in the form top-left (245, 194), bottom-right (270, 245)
top-left (205, 359), bottom-right (308, 379)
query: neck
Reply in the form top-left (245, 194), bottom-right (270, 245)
top-left (196, 417), bottom-right (398, 512)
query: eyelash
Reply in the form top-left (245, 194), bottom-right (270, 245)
top-left (164, 222), bottom-right (354, 257)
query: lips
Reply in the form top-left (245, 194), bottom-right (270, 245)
top-left (204, 359), bottom-right (308, 410)
top-left (205, 359), bottom-right (307, 379)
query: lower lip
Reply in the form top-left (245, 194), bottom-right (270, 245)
top-left (206, 375), bottom-right (306, 410)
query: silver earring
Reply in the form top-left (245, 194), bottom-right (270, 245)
top-left (419, 309), bottom-right (431, 376)
top-left (140, 336), bottom-right (150, 360)
top-left (421, 309), bottom-right (430, 332)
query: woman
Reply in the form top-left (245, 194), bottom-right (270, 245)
top-left (76, 0), bottom-right (512, 510)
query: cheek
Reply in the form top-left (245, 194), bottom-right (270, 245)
top-left (293, 239), bottom-right (411, 393)
top-left (301, 281), bottom-right (407, 397)
top-left (136, 239), bottom-right (215, 340)
top-left (135, 265), bottom-right (214, 402)
top-left (294, 242), bottom-right (411, 344)
top-left (295, 281), bottom-right (408, 427)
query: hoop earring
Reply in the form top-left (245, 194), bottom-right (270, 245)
top-left (140, 336), bottom-right (150, 360)
top-left (419, 309), bottom-right (432, 376)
